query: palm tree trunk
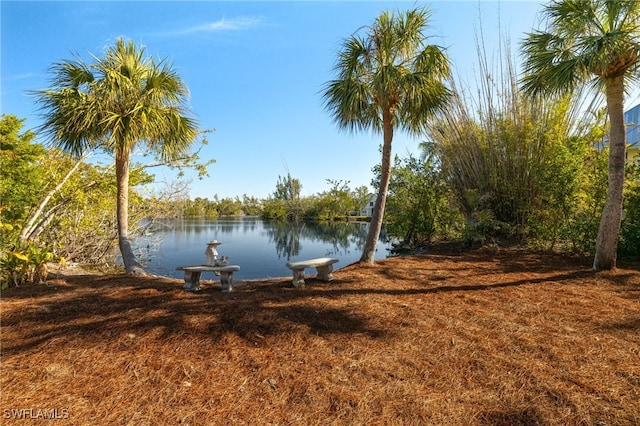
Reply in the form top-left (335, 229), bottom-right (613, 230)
top-left (360, 109), bottom-right (394, 264)
top-left (593, 76), bottom-right (626, 271)
top-left (115, 149), bottom-right (146, 275)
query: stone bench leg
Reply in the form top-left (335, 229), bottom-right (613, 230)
top-left (291, 269), bottom-right (306, 288)
top-left (183, 271), bottom-right (202, 292)
top-left (219, 271), bottom-right (234, 293)
top-left (316, 264), bottom-right (334, 282)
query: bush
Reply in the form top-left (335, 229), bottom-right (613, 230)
top-left (619, 161), bottom-right (640, 259)
top-left (381, 154), bottom-right (462, 246)
top-left (1, 241), bottom-right (53, 289)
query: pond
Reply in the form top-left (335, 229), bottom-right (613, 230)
top-left (136, 217), bottom-right (393, 280)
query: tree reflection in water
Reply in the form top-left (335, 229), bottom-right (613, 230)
top-left (140, 217), bottom-right (391, 279)
top-left (263, 220), bottom-right (386, 261)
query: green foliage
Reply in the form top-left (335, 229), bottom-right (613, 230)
top-left (307, 180), bottom-right (355, 221)
top-left (430, 94), bottom-right (588, 243)
top-left (273, 173), bottom-right (302, 201)
top-left (0, 219), bottom-right (26, 289)
top-left (268, 174), bottom-right (305, 221)
top-left (1, 241), bottom-right (52, 289)
top-left (351, 185), bottom-right (371, 217)
top-left (38, 161), bottom-right (120, 263)
top-left (241, 195), bottom-right (262, 216)
top-left (322, 7), bottom-right (451, 137)
top-left (0, 115), bottom-right (46, 223)
top-left (426, 37), bottom-right (598, 246)
top-left (181, 197), bottom-right (219, 217)
top-left (147, 193), bottom-right (263, 219)
top-left (520, 0), bottom-right (640, 270)
top-left (0, 114), bottom-right (162, 272)
top-left (33, 38), bottom-right (199, 160)
top-left (619, 161), bottom-right (640, 259)
top-left (544, 141), bottom-right (608, 254)
top-left (261, 178), bottom-right (372, 222)
top-left (520, 0), bottom-right (640, 98)
top-left (0, 217), bottom-right (21, 254)
top-left (0, 250), bottom-right (29, 289)
top-left (179, 196), bottom-right (247, 217)
top-left (379, 154), bottom-right (461, 246)
top-left (261, 198), bottom-right (288, 221)
top-left (155, 129), bottom-right (216, 180)
top-left (460, 190), bottom-right (509, 245)
top-left (215, 196), bottom-right (243, 216)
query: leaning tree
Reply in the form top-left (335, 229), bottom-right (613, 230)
top-left (34, 38), bottom-right (199, 274)
top-left (322, 7), bottom-right (451, 263)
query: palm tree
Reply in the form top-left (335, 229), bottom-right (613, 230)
top-left (34, 38), bottom-right (198, 274)
top-left (322, 7), bottom-right (451, 263)
top-left (520, 0), bottom-right (640, 270)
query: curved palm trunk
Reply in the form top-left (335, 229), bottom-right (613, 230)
top-left (593, 76), bottom-right (626, 271)
top-left (360, 109), bottom-right (394, 264)
top-left (115, 149), bottom-right (146, 275)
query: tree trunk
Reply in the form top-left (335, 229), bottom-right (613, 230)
top-left (593, 76), bottom-right (626, 271)
top-left (115, 149), bottom-right (146, 275)
top-left (360, 109), bottom-right (394, 264)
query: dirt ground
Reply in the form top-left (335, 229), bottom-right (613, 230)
top-left (1, 248), bottom-right (639, 425)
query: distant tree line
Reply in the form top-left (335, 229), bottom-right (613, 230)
top-left (146, 175), bottom-right (372, 222)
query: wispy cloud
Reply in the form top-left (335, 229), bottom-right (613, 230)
top-left (3, 72), bottom-right (39, 82)
top-left (190, 17), bottom-right (262, 32)
top-left (159, 16), bottom-right (263, 37)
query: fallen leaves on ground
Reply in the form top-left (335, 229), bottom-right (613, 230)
top-left (1, 248), bottom-right (639, 425)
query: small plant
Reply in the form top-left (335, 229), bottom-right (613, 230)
top-left (24, 242), bottom-right (53, 283)
top-left (0, 251), bottom-right (29, 289)
top-left (0, 242), bottom-right (53, 289)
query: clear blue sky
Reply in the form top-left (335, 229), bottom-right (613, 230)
top-left (3, 1), bottom-right (637, 200)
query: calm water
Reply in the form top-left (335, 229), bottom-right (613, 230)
top-left (137, 217), bottom-right (392, 280)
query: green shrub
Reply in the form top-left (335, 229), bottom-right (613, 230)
top-left (619, 161), bottom-right (640, 259)
top-left (380, 154), bottom-right (462, 246)
top-left (1, 242), bottom-right (53, 289)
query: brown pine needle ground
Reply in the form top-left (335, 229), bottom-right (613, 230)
top-left (1, 248), bottom-right (639, 425)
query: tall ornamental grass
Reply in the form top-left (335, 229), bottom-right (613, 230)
top-left (425, 41), bottom-right (597, 245)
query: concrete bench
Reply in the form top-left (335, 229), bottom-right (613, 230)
top-left (176, 265), bottom-right (240, 292)
top-left (285, 257), bottom-right (339, 288)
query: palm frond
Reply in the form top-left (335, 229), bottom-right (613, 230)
top-left (48, 59), bottom-right (95, 89)
top-left (322, 7), bottom-right (451, 137)
top-left (322, 76), bottom-right (376, 134)
top-left (521, 0), bottom-right (640, 97)
top-left (32, 38), bottom-right (199, 161)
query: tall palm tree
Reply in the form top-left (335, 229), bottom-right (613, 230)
top-left (521, 0), bottom-right (640, 270)
top-left (34, 38), bottom-right (198, 274)
top-left (322, 7), bottom-right (451, 263)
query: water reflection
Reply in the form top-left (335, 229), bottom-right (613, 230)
top-left (140, 217), bottom-right (391, 279)
top-left (264, 221), bottom-right (303, 260)
top-left (262, 221), bottom-right (378, 260)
